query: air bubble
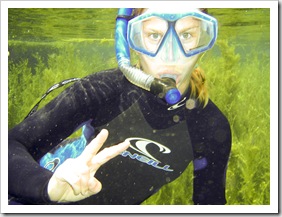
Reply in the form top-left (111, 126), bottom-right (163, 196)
top-left (173, 115), bottom-right (180, 123)
top-left (186, 99), bottom-right (196, 110)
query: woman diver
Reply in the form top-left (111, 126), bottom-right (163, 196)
top-left (8, 8), bottom-right (231, 205)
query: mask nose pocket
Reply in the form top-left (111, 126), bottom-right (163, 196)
top-left (158, 26), bottom-right (183, 63)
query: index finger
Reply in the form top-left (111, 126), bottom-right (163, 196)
top-left (90, 140), bottom-right (130, 173)
top-left (77, 129), bottom-right (109, 162)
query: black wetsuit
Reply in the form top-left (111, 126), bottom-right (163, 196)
top-left (8, 68), bottom-right (231, 205)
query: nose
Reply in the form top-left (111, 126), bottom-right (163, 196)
top-left (159, 28), bottom-right (182, 63)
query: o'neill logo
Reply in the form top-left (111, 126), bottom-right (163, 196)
top-left (120, 138), bottom-right (173, 172)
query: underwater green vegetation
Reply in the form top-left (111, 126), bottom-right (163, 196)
top-left (8, 38), bottom-right (270, 205)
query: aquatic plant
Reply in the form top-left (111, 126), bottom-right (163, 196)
top-left (205, 40), bottom-right (270, 205)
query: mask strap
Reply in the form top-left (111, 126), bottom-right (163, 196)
top-left (116, 14), bottom-right (133, 21)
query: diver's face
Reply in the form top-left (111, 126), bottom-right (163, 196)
top-left (137, 10), bottom-right (201, 95)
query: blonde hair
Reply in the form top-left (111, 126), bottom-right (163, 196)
top-left (190, 66), bottom-right (208, 107)
top-left (132, 8), bottom-right (209, 107)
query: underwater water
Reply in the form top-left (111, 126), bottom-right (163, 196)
top-left (8, 8), bottom-right (270, 205)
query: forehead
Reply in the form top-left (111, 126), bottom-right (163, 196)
top-left (142, 16), bottom-right (201, 28)
top-left (145, 8), bottom-right (201, 14)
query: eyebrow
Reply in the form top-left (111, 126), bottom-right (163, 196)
top-left (175, 17), bottom-right (201, 29)
top-left (143, 21), bottom-right (168, 32)
top-left (176, 26), bottom-right (200, 34)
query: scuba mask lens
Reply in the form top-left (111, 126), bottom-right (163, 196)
top-left (175, 15), bottom-right (217, 57)
top-left (128, 16), bottom-right (168, 55)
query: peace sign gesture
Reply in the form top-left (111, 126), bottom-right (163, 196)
top-left (47, 129), bottom-right (130, 203)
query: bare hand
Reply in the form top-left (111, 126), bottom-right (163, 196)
top-left (47, 129), bottom-right (130, 203)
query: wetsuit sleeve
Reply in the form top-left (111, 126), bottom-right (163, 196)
top-left (189, 101), bottom-right (232, 205)
top-left (8, 69), bottom-right (123, 204)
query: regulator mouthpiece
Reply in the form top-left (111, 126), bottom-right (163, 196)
top-left (165, 88), bottom-right (181, 105)
top-left (150, 77), bottom-right (181, 105)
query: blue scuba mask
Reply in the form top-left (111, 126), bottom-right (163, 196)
top-left (127, 9), bottom-right (218, 63)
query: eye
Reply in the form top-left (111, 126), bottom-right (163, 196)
top-left (149, 33), bottom-right (162, 41)
top-left (179, 32), bottom-right (192, 40)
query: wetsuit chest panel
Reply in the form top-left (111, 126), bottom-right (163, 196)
top-left (81, 101), bottom-right (193, 204)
